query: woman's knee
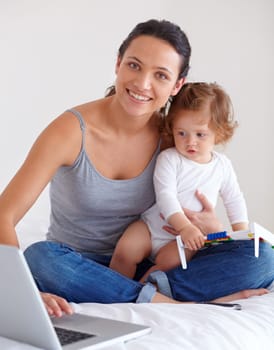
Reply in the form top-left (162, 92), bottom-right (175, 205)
top-left (24, 241), bottom-right (74, 280)
top-left (24, 241), bottom-right (65, 264)
top-left (24, 241), bottom-right (48, 265)
top-left (259, 241), bottom-right (274, 261)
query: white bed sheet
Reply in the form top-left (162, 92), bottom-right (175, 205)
top-left (5, 217), bottom-right (273, 349)
top-left (72, 294), bottom-right (274, 350)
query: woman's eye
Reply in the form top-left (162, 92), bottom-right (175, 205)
top-left (128, 62), bottom-right (139, 70)
top-left (156, 72), bottom-right (168, 80)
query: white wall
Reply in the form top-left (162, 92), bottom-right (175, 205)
top-left (1, 0), bottom-right (273, 232)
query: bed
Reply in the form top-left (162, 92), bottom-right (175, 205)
top-left (2, 216), bottom-right (274, 349)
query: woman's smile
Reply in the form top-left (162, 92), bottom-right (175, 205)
top-left (127, 89), bottom-right (152, 102)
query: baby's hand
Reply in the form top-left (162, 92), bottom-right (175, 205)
top-left (180, 224), bottom-right (205, 250)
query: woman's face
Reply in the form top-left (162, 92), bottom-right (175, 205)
top-left (115, 35), bottom-right (184, 118)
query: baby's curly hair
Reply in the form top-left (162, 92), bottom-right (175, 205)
top-left (165, 82), bottom-right (238, 145)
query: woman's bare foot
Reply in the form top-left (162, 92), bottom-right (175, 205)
top-left (213, 288), bottom-right (269, 302)
top-left (150, 288), bottom-right (269, 304)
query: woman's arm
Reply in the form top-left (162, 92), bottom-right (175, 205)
top-left (163, 190), bottom-right (223, 235)
top-left (0, 112), bottom-right (82, 246)
top-left (0, 113), bottom-right (85, 316)
top-left (183, 190), bottom-right (223, 234)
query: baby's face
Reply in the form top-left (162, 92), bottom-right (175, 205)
top-left (172, 110), bottom-right (216, 163)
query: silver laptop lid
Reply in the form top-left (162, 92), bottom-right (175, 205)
top-left (0, 244), bottom-right (61, 349)
top-left (0, 245), bottom-right (151, 349)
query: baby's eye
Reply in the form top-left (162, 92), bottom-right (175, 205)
top-left (197, 133), bottom-right (207, 138)
top-left (179, 131), bottom-right (186, 137)
top-left (128, 62), bottom-right (140, 70)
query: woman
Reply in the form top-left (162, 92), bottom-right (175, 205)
top-left (0, 19), bottom-right (273, 317)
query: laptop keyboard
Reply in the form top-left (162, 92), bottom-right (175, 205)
top-left (54, 326), bottom-right (95, 346)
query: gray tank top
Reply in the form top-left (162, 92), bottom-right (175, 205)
top-left (47, 109), bottom-right (160, 254)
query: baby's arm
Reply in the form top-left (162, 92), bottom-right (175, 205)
top-left (231, 222), bottom-right (249, 231)
top-left (168, 212), bottom-right (205, 250)
top-left (154, 150), bottom-right (204, 250)
top-left (220, 155), bottom-right (249, 232)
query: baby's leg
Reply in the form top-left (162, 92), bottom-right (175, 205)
top-left (184, 248), bottom-right (197, 262)
top-left (140, 240), bottom-right (182, 283)
top-left (154, 240), bottom-right (181, 270)
top-left (110, 220), bottom-right (151, 278)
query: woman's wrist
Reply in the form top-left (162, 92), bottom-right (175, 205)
top-left (203, 221), bottom-right (223, 235)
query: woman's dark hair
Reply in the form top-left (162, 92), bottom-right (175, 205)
top-left (106, 19), bottom-right (191, 97)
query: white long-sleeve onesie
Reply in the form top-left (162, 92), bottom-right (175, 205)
top-left (141, 147), bottom-right (248, 259)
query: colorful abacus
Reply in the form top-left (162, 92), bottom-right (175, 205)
top-left (205, 231), bottom-right (233, 246)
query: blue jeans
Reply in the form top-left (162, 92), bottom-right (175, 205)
top-left (24, 240), bottom-right (274, 303)
top-left (24, 241), bottom-right (155, 303)
top-left (167, 240), bottom-right (274, 301)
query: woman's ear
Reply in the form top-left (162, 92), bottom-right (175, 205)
top-left (171, 78), bottom-right (185, 96)
top-left (115, 56), bottom-right (122, 74)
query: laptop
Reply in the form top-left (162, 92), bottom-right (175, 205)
top-left (0, 244), bottom-right (151, 349)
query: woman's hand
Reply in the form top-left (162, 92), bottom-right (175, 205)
top-left (41, 292), bottom-right (74, 318)
top-left (162, 191), bottom-right (223, 235)
top-left (183, 190), bottom-right (223, 234)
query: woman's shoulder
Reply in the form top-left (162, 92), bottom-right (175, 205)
top-left (45, 109), bottom-right (84, 139)
top-left (36, 102), bottom-right (101, 167)
top-left (74, 97), bottom-right (108, 119)
top-left (49, 97), bottom-right (104, 133)
top-left (69, 97), bottom-right (114, 134)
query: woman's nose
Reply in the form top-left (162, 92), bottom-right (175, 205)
top-left (134, 72), bottom-right (152, 90)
